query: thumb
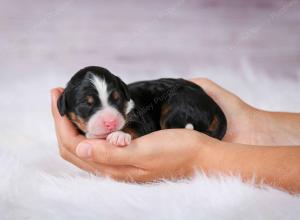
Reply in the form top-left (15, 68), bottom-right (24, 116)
top-left (76, 139), bottom-right (136, 166)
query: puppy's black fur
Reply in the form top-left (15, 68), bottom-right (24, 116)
top-left (58, 67), bottom-right (131, 132)
top-left (126, 78), bottom-right (227, 139)
top-left (58, 66), bottom-right (227, 140)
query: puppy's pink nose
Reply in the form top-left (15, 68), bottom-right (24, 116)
top-left (104, 119), bottom-right (117, 130)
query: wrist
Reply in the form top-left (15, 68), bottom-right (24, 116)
top-left (194, 134), bottom-right (223, 173)
top-left (195, 138), bottom-right (250, 177)
top-left (233, 105), bottom-right (274, 146)
top-left (248, 107), bottom-right (268, 145)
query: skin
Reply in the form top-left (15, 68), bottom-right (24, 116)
top-left (51, 78), bottom-right (300, 193)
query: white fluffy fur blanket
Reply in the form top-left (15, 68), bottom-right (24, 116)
top-left (1, 69), bottom-right (300, 219)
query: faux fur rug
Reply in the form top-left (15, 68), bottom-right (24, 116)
top-left (1, 67), bottom-right (300, 219)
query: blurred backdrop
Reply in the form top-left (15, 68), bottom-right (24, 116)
top-left (1, 0), bottom-right (300, 80)
top-left (0, 0), bottom-right (300, 161)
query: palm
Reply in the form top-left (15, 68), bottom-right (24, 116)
top-left (191, 78), bottom-right (258, 145)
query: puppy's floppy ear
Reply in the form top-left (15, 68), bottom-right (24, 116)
top-left (116, 76), bottom-right (130, 101)
top-left (57, 92), bottom-right (67, 116)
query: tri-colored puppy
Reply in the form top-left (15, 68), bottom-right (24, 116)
top-left (58, 66), bottom-right (227, 146)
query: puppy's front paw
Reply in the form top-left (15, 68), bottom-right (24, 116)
top-left (106, 131), bottom-right (132, 146)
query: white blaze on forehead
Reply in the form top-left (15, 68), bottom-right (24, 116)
top-left (90, 74), bottom-right (109, 107)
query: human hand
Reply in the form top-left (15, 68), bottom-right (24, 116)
top-left (52, 84), bottom-right (300, 189)
top-left (191, 78), bottom-right (261, 145)
top-left (76, 129), bottom-right (215, 182)
top-left (50, 77), bottom-right (261, 182)
top-left (51, 88), bottom-right (98, 172)
top-left (51, 88), bottom-right (214, 182)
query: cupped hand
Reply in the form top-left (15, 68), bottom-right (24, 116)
top-left (51, 88), bottom-right (215, 182)
top-left (76, 129), bottom-right (215, 182)
top-left (191, 78), bottom-right (261, 145)
top-left (51, 78), bottom-right (265, 182)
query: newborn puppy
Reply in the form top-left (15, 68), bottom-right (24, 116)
top-left (58, 66), bottom-right (227, 146)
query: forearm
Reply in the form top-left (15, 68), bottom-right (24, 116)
top-left (253, 110), bottom-right (300, 145)
top-left (200, 140), bottom-right (300, 193)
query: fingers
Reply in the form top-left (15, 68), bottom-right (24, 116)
top-left (77, 131), bottom-right (168, 167)
top-left (190, 78), bottom-right (233, 98)
top-left (94, 163), bottom-right (149, 182)
top-left (51, 88), bottom-right (86, 154)
top-left (59, 146), bottom-right (98, 173)
top-left (50, 88), bottom-right (151, 181)
top-left (59, 145), bottom-right (149, 182)
top-left (76, 139), bottom-right (137, 166)
top-left (190, 78), bottom-right (242, 111)
top-left (51, 88), bottom-right (76, 132)
top-left (51, 88), bottom-right (64, 118)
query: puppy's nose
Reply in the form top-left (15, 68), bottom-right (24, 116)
top-left (104, 119), bottom-right (117, 130)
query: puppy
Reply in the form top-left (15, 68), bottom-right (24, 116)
top-left (58, 66), bottom-right (227, 146)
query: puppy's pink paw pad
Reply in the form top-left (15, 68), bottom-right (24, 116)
top-left (106, 131), bottom-right (132, 146)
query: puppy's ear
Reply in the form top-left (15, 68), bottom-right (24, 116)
top-left (57, 92), bottom-right (67, 116)
top-left (116, 76), bottom-right (130, 101)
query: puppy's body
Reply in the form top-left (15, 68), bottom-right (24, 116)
top-left (58, 66), bottom-right (227, 146)
top-left (126, 79), bottom-right (226, 139)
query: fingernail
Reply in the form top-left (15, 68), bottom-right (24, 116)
top-left (76, 142), bottom-right (92, 158)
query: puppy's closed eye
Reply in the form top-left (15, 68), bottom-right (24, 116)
top-left (76, 96), bottom-right (95, 112)
top-left (86, 96), bottom-right (94, 106)
top-left (111, 91), bottom-right (121, 101)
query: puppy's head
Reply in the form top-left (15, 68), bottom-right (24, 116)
top-left (58, 66), bottom-right (134, 138)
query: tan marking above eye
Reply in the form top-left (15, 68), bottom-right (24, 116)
top-left (86, 96), bottom-right (94, 105)
top-left (68, 112), bottom-right (87, 132)
top-left (111, 91), bottom-right (121, 100)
